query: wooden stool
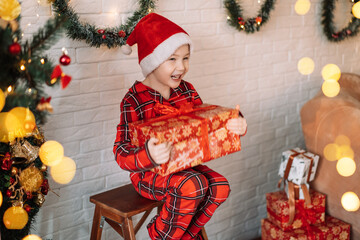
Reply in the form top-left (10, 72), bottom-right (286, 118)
top-left (90, 184), bottom-right (208, 240)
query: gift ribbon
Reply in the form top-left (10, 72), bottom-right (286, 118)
top-left (296, 203), bottom-right (325, 240)
top-left (134, 103), bottom-right (218, 162)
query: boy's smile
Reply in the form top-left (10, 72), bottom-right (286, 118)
top-left (143, 44), bottom-right (190, 100)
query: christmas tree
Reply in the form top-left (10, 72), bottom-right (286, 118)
top-left (0, 0), bottom-right (71, 238)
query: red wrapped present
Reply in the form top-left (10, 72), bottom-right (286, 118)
top-left (261, 216), bottom-right (351, 240)
top-left (266, 190), bottom-right (325, 231)
top-left (129, 103), bottom-right (241, 176)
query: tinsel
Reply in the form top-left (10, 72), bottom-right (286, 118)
top-left (321, 0), bottom-right (360, 42)
top-left (224, 0), bottom-right (276, 33)
top-left (51, 0), bottom-right (157, 48)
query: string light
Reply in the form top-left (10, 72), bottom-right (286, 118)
top-left (20, 65), bottom-right (26, 71)
top-left (227, 16), bottom-right (230, 20)
top-left (40, 58), bottom-right (45, 64)
top-left (148, 8), bottom-right (153, 13)
top-left (7, 86), bottom-right (13, 94)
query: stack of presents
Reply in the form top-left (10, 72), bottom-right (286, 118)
top-left (261, 148), bottom-right (351, 240)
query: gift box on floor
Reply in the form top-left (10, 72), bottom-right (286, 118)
top-left (266, 190), bottom-right (325, 231)
top-left (261, 216), bottom-right (351, 240)
top-left (278, 148), bottom-right (319, 185)
top-left (129, 103), bottom-right (241, 176)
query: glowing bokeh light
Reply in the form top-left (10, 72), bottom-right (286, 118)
top-left (335, 135), bottom-right (351, 146)
top-left (297, 57), bottom-right (315, 75)
top-left (295, 0), bottom-right (311, 15)
top-left (23, 235), bottom-right (42, 240)
top-left (322, 79), bottom-right (340, 98)
top-left (338, 145), bottom-right (355, 159)
top-left (9, 107), bottom-right (36, 136)
top-left (39, 141), bottom-right (64, 166)
top-left (0, 89), bottom-right (5, 112)
top-left (0, 191), bottom-right (2, 207)
top-left (0, 112), bottom-right (23, 143)
top-left (341, 192), bottom-right (360, 212)
top-left (352, 2), bottom-right (360, 19)
top-left (51, 156), bottom-right (76, 184)
top-left (321, 64), bottom-right (341, 81)
top-left (336, 157), bottom-right (356, 177)
top-left (323, 143), bottom-right (339, 161)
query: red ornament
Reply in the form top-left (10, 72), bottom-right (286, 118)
top-left (102, 35), bottom-right (107, 40)
top-left (1, 153), bottom-right (12, 171)
top-left (255, 16), bottom-right (262, 24)
top-left (26, 191), bottom-right (33, 200)
top-left (41, 179), bottom-right (49, 195)
top-left (346, 29), bottom-right (352, 35)
top-left (10, 177), bottom-right (15, 185)
top-left (24, 204), bottom-right (32, 213)
top-left (8, 42), bottom-right (21, 55)
top-left (59, 54), bottom-right (71, 66)
top-left (6, 189), bottom-right (12, 197)
top-left (97, 29), bottom-right (105, 34)
top-left (118, 30), bottom-right (126, 38)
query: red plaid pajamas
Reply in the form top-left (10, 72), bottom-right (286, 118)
top-left (114, 80), bottom-right (231, 239)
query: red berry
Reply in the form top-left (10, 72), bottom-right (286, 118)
top-left (6, 189), bottom-right (12, 197)
top-left (8, 42), bottom-right (21, 55)
top-left (102, 35), bottom-right (106, 39)
top-left (118, 30), bottom-right (126, 38)
top-left (24, 205), bottom-right (31, 212)
top-left (97, 29), bottom-right (105, 34)
top-left (10, 177), bottom-right (15, 184)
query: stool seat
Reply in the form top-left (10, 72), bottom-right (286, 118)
top-left (90, 183), bottom-right (208, 240)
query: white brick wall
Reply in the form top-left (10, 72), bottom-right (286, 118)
top-left (18, 0), bottom-right (360, 239)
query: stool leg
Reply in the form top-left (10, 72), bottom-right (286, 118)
top-left (90, 206), bottom-right (103, 240)
top-left (122, 217), bottom-right (136, 240)
top-left (201, 227), bottom-right (208, 240)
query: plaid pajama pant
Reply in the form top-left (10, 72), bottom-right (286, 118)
top-left (131, 165), bottom-right (230, 240)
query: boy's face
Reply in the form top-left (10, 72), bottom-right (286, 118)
top-left (150, 44), bottom-right (190, 89)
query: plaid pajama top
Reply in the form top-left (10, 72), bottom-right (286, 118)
top-left (113, 80), bottom-right (203, 178)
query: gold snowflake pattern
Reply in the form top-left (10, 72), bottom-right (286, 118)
top-left (175, 141), bottom-right (187, 151)
top-left (223, 140), bottom-right (231, 152)
top-left (182, 126), bottom-right (192, 137)
top-left (215, 128), bottom-right (227, 141)
top-left (152, 121), bottom-right (166, 126)
top-left (340, 231), bottom-right (349, 240)
top-left (270, 228), bottom-right (277, 238)
top-left (292, 219), bottom-right (302, 228)
top-left (212, 119), bottom-right (220, 130)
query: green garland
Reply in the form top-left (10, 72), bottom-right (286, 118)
top-left (51, 0), bottom-right (156, 48)
top-left (321, 0), bottom-right (360, 42)
top-left (224, 0), bottom-right (276, 33)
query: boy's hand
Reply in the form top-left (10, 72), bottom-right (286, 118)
top-left (226, 105), bottom-right (247, 135)
top-left (147, 138), bottom-right (172, 165)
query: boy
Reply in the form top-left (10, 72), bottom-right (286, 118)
top-left (114, 13), bottom-right (247, 240)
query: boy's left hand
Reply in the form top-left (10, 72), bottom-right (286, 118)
top-left (226, 105), bottom-right (247, 136)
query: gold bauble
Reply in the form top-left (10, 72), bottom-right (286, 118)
top-left (40, 164), bottom-right (47, 172)
top-left (23, 234), bottom-right (42, 240)
top-left (34, 193), bottom-right (45, 206)
top-left (0, 112), bottom-right (23, 143)
top-left (0, 88), bottom-right (5, 112)
top-left (51, 156), bottom-right (76, 184)
top-left (3, 206), bottom-right (28, 229)
top-left (19, 166), bottom-right (43, 193)
top-left (11, 166), bottom-right (18, 176)
top-left (9, 107), bottom-right (36, 137)
top-left (0, 0), bottom-right (21, 21)
top-left (39, 140), bottom-right (64, 166)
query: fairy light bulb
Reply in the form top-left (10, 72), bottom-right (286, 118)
top-left (40, 58), bottom-right (45, 64)
top-left (7, 86), bottom-right (13, 93)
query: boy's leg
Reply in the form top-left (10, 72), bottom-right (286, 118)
top-left (181, 165), bottom-right (231, 239)
top-left (132, 169), bottom-right (209, 240)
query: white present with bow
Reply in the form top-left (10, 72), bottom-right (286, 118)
top-left (278, 148), bottom-right (319, 186)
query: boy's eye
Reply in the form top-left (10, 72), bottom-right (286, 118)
top-left (183, 57), bottom-right (189, 60)
top-left (169, 57), bottom-right (176, 61)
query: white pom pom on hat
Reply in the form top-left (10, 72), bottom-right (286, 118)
top-left (123, 13), bottom-right (193, 77)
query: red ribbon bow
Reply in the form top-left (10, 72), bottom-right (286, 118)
top-left (153, 102), bottom-right (195, 116)
top-left (51, 65), bottom-right (72, 89)
top-left (40, 96), bottom-right (51, 104)
top-left (1, 152), bottom-right (12, 171)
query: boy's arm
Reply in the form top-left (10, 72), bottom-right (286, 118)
top-left (113, 99), bottom-right (158, 172)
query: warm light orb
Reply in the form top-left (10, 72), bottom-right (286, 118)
top-left (335, 135), bottom-right (351, 146)
top-left (39, 141), bottom-right (64, 166)
top-left (3, 206), bottom-right (28, 229)
top-left (295, 0), bottom-right (311, 15)
top-left (50, 156), bottom-right (76, 184)
top-left (341, 192), bottom-right (360, 212)
top-left (338, 145), bottom-right (355, 159)
top-left (23, 234), bottom-right (42, 240)
top-left (323, 143), bottom-right (339, 161)
top-left (297, 57), bottom-right (315, 75)
top-left (0, 112), bottom-right (23, 143)
top-left (336, 157), bottom-right (356, 177)
top-left (0, 89), bottom-right (5, 112)
top-left (321, 64), bottom-right (341, 81)
top-left (322, 79), bottom-right (340, 98)
top-left (0, 191), bottom-right (3, 207)
top-left (352, 2), bottom-right (360, 19)
top-left (9, 107), bottom-right (36, 136)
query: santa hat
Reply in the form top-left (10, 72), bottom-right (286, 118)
top-left (121, 13), bottom-right (193, 77)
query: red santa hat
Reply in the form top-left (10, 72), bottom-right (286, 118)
top-left (121, 13), bottom-right (193, 77)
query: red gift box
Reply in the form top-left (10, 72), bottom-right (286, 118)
top-left (266, 190), bottom-right (325, 231)
top-left (261, 216), bottom-right (351, 240)
top-left (129, 103), bottom-right (241, 176)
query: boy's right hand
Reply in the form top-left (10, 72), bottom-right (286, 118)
top-left (147, 138), bottom-right (172, 165)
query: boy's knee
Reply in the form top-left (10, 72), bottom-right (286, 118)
top-left (211, 179), bottom-right (231, 202)
top-left (177, 173), bottom-right (209, 198)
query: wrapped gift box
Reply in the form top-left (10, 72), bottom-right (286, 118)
top-left (129, 103), bottom-right (241, 176)
top-left (261, 216), bottom-right (350, 240)
top-left (278, 148), bottom-right (319, 185)
top-left (266, 190), bottom-right (325, 231)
